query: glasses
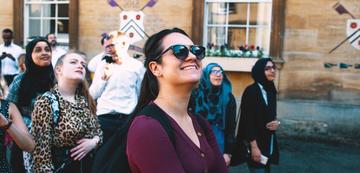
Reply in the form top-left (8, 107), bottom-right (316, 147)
top-left (210, 69), bottom-right (223, 76)
top-left (154, 44), bottom-right (206, 61)
top-left (265, 65), bottom-right (277, 71)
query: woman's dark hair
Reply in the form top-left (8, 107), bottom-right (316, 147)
top-left (18, 38), bottom-right (55, 107)
top-left (133, 28), bottom-right (189, 114)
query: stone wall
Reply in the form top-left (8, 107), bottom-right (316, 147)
top-left (279, 0), bottom-right (360, 105)
top-left (78, 0), bottom-right (194, 59)
top-left (0, 0), bottom-right (13, 45)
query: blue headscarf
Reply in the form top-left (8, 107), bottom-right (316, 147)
top-left (192, 63), bottom-right (232, 129)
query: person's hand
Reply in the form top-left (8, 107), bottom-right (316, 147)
top-left (101, 64), bottom-right (112, 81)
top-left (70, 138), bottom-right (97, 160)
top-left (251, 146), bottom-right (262, 163)
top-left (223, 154), bottom-right (231, 166)
top-left (266, 120), bottom-right (280, 131)
top-left (0, 113), bottom-right (9, 127)
top-left (0, 52), bottom-right (7, 59)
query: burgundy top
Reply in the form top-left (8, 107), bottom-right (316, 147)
top-left (126, 105), bottom-right (228, 173)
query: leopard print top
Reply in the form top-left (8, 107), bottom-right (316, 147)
top-left (31, 85), bottom-right (103, 173)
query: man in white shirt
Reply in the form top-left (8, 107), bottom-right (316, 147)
top-left (0, 28), bottom-right (24, 85)
top-left (46, 33), bottom-right (66, 68)
top-left (89, 32), bottom-right (145, 142)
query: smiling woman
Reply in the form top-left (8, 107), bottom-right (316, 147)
top-left (125, 28), bottom-right (228, 173)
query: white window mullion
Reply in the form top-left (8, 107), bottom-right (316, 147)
top-left (245, 3), bottom-right (250, 45)
top-left (40, 4), bottom-right (43, 36)
top-left (55, 4), bottom-right (58, 35)
top-left (225, 2), bottom-right (230, 44)
top-left (203, 2), bottom-right (209, 47)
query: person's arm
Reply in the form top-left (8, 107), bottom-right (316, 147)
top-left (127, 116), bottom-right (186, 173)
top-left (0, 103), bottom-right (35, 152)
top-left (223, 94), bottom-right (237, 165)
top-left (241, 87), bottom-right (262, 162)
top-left (89, 63), bottom-right (107, 100)
top-left (70, 111), bottom-right (103, 161)
top-left (31, 96), bottom-right (55, 173)
top-left (6, 74), bottom-right (22, 103)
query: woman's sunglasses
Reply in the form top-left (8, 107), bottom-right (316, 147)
top-left (154, 44), bottom-right (206, 61)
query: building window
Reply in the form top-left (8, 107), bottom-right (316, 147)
top-left (24, 0), bottom-right (69, 47)
top-left (203, 0), bottom-right (273, 57)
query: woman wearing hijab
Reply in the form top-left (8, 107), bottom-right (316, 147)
top-left (232, 58), bottom-right (280, 173)
top-left (189, 63), bottom-right (236, 166)
top-left (7, 38), bottom-right (55, 173)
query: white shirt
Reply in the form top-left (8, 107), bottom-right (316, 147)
top-left (0, 42), bottom-right (24, 75)
top-left (88, 52), bottom-right (105, 72)
top-left (89, 56), bottom-right (145, 115)
top-left (51, 47), bottom-right (67, 68)
top-left (257, 83), bottom-right (268, 106)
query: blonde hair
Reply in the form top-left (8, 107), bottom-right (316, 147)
top-left (55, 50), bottom-right (97, 115)
top-left (0, 76), bottom-right (9, 99)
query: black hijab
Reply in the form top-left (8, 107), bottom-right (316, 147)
top-left (17, 38), bottom-right (55, 107)
top-left (251, 58), bottom-right (277, 94)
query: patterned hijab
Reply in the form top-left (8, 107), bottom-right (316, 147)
top-left (192, 63), bottom-right (232, 129)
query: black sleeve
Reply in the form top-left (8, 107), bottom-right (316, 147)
top-left (238, 86), bottom-right (258, 142)
top-left (224, 93), bottom-right (237, 154)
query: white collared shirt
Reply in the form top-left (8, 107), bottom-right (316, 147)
top-left (51, 47), bottom-right (67, 68)
top-left (88, 52), bottom-right (105, 72)
top-left (89, 56), bottom-right (145, 115)
top-left (257, 83), bottom-right (268, 106)
top-left (0, 42), bottom-right (24, 75)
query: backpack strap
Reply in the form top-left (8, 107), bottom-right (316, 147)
top-left (42, 91), bottom-right (61, 126)
top-left (0, 100), bottom-right (10, 120)
top-left (137, 104), bottom-right (175, 146)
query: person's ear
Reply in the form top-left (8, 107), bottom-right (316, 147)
top-left (55, 65), bottom-right (62, 76)
top-left (148, 61), bottom-right (162, 77)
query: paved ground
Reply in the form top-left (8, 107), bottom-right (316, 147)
top-left (229, 137), bottom-right (360, 173)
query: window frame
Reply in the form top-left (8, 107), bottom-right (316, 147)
top-left (13, 0), bottom-right (79, 49)
top-left (192, 0), bottom-right (285, 59)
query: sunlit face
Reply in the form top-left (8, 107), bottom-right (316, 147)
top-left (56, 53), bottom-right (86, 82)
top-left (104, 37), bottom-right (117, 59)
top-left (154, 32), bottom-right (203, 86)
top-left (209, 66), bottom-right (223, 86)
top-left (264, 61), bottom-right (276, 81)
top-left (31, 41), bottom-right (52, 67)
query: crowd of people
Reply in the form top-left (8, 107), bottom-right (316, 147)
top-left (0, 27), bottom-right (280, 173)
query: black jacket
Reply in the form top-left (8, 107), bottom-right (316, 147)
top-left (233, 83), bottom-right (279, 167)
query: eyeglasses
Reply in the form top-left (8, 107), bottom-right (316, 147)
top-left (265, 65), bottom-right (277, 71)
top-left (154, 44), bottom-right (206, 61)
top-left (210, 69), bottom-right (223, 76)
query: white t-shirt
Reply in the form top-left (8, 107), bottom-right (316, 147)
top-left (88, 52), bottom-right (105, 72)
top-left (0, 42), bottom-right (24, 75)
top-left (51, 47), bottom-right (67, 68)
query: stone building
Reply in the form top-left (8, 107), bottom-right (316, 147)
top-left (1, 0), bottom-right (360, 142)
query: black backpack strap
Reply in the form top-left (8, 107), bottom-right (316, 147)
top-left (137, 103), bottom-right (176, 146)
top-left (0, 99), bottom-right (10, 120)
top-left (42, 91), bottom-right (61, 125)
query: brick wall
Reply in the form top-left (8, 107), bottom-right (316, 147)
top-left (0, 0), bottom-right (13, 44)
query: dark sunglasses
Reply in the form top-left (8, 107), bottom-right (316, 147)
top-left (154, 44), bottom-right (206, 61)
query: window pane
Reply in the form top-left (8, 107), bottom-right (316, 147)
top-left (248, 27), bottom-right (270, 52)
top-left (228, 27), bottom-right (247, 48)
top-left (29, 19), bottom-right (41, 37)
top-left (41, 4), bottom-right (56, 18)
top-left (228, 3), bottom-right (248, 25)
top-left (250, 3), bottom-right (272, 26)
top-left (208, 3), bottom-right (227, 25)
top-left (29, 4), bottom-right (41, 17)
top-left (207, 27), bottom-right (227, 46)
top-left (41, 19), bottom-right (54, 35)
top-left (58, 4), bottom-right (69, 17)
top-left (57, 19), bottom-right (69, 33)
